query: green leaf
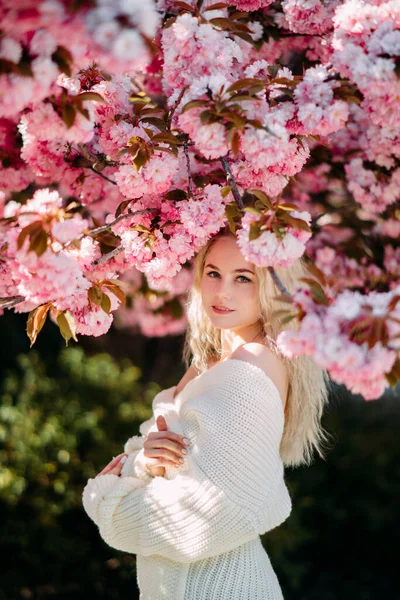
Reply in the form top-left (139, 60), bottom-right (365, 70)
top-left (244, 206), bottom-right (262, 215)
top-left (199, 110), bottom-right (217, 125)
top-left (220, 186), bottom-right (232, 198)
top-left (140, 117), bottom-right (168, 131)
top-left (249, 220), bottom-right (262, 241)
top-left (51, 46), bottom-right (73, 76)
top-left (304, 263), bottom-right (327, 287)
top-left (151, 132), bottom-right (179, 145)
top-left (131, 224), bottom-right (151, 234)
top-left (282, 213), bottom-right (312, 232)
top-left (133, 147), bottom-right (151, 172)
top-left (248, 189), bottom-right (273, 210)
top-left (56, 309), bottom-right (78, 346)
top-left (277, 202), bottom-right (298, 211)
top-left (88, 286), bottom-right (103, 306)
top-left (386, 358), bottom-right (400, 388)
top-left (225, 202), bottom-right (241, 234)
top-left (226, 78), bottom-right (264, 94)
top-left (115, 199), bottom-right (133, 218)
top-left (181, 99), bottom-right (210, 113)
top-left (162, 189), bottom-right (188, 201)
top-left (28, 229), bottom-right (48, 257)
top-left (73, 92), bottom-right (106, 104)
top-left (62, 104), bottom-right (76, 129)
top-left (100, 293), bottom-right (111, 315)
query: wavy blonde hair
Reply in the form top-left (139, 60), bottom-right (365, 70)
top-left (183, 228), bottom-right (333, 468)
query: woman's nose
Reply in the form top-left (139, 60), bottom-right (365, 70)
top-left (216, 282), bottom-right (230, 300)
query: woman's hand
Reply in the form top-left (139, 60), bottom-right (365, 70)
top-left (143, 415), bottom-right (190, 477)
top-left (97, 453), bottom-right (128, 477)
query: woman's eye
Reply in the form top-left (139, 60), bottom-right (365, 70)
top-left (206, 271), bottom-right (220, 278)
top-left (237, 276), bottom-right (251, 283)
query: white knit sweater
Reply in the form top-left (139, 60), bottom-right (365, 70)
top-left (82, 359), bottom-right (292, 599)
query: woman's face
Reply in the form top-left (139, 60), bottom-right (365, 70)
top-left (200, 235), bottom-right (261, 333)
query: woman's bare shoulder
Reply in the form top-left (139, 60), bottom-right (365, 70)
top-left (173, 363), bottom-right (202, 398)
top-left (230, 343), bottom-right (288, 409)
top-left (174, 355), bottom-right (218, 398)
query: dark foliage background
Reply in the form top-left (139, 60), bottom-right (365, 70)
top-left (0, 312), bottom-right (398, 600)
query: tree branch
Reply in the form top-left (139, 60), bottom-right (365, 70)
top-left (267, 266), bottom-right (292, 299)
top-left (91, 245), bottom-right (124, 267)
top-left (0, 295), bottom-right (25, 309)
top-left (183, 139), bottom-right (193, 197)
top-left (220, 156), bottom-right (244, 209)
top-left (62, 208), bottom-right (154, 250)
top-left (167, 85), bottom-right (189, 128)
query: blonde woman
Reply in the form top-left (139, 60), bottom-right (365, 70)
top-left (82, 228), bottom-right (332, 600)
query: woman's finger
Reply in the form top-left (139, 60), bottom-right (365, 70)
top-left (144, 444), bottom-right (185, 467)
top-left (97, 453), bottom-right (126, 476)
top-left (148, 430), bottom-right (188, 445)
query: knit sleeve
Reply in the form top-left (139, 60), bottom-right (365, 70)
top-left (82, 360), bottom-right (292, 564)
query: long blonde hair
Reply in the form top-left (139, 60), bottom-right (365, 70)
top-left (183, 229), bottom-right (333, 468)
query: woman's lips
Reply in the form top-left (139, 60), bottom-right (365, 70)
top-left (212, 305), bottom-right (234, 314)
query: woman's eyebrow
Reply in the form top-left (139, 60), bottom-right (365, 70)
top-left (205, 263), bottom-right (255, 275)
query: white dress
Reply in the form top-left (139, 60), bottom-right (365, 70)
top-left (82, 359), bottom-right (292, 599)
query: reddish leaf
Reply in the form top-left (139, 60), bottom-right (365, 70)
top-left (173, 1), bottom-right (195, 11)
top-left (206, 2), bottom-right (229, 9)
top-left (231, 130), bottom-right (240, 157)
top-left (103, 282), bottom-right (126, 308)
top-left (26, 304), bottom-right (51, 347)
top-left (281, 213), bottom-right (312, 232)
top-left (17, 221), bottom-right (43, 251)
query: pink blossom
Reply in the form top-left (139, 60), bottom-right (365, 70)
top-left (115, 153), bottom-right (179, 198)
top-left (237, 210), bottom-right (312, 268)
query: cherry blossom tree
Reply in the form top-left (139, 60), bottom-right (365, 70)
top-left (0, 0), bottom-right (399, 400)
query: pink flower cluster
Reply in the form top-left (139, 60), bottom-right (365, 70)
top-left (1, 188), bottom-right (124, 336)
top-left (111, 185), bottom-right (229, 288)
top-left (162, 13), bottom-right (242, 94)
top-left (237, 209), bottom-right (312, 268)
top-left (293, 65), bottom-right (349, 136)
top-left (345, 158), bottom-right (400, 215)
top-left (332, 0), bottom-right (400, 129)
top-left (116, 270), bottom-right (193, 338)
top-left (281, 0), bottom-right (340, 35)
top-left (277, 287), bottom-right (400, 400)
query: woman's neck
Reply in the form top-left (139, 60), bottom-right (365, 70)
top-left (220, 322), bottom-right (265, 361)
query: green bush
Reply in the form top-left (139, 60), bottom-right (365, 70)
top-left (0, 347), bottom-right (161, 600)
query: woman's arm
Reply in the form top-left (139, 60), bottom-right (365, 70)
top-left (82, 360), bottom-right (292, 564)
